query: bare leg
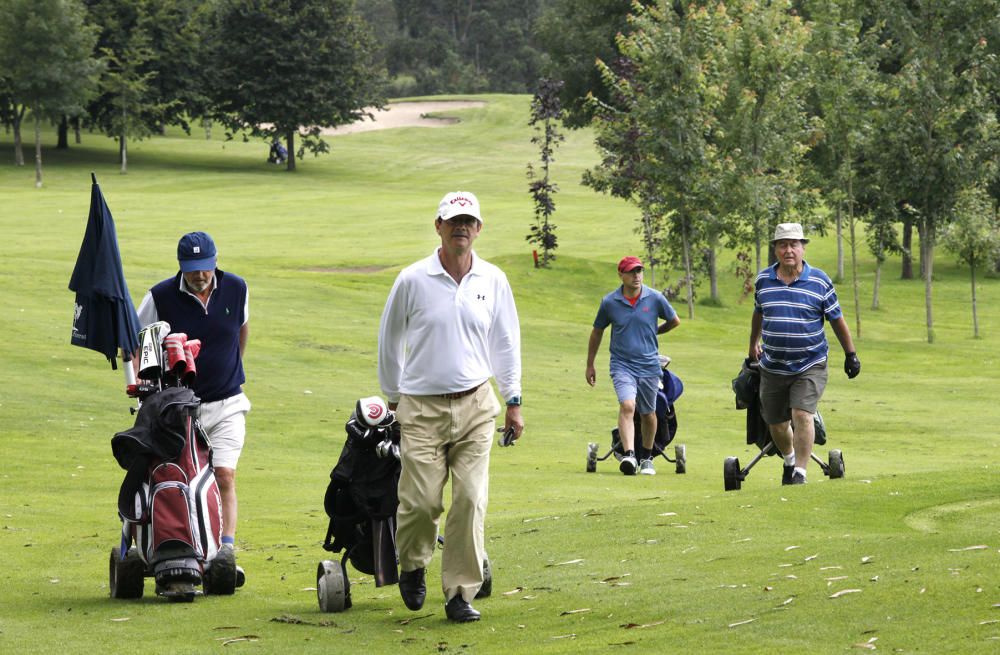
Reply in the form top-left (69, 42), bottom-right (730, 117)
top-left (639, 412), bottom-right (657, 452)
top-left (768, 420), bottom-right (794, 459)
top-left (790, 409), bottom-right (815, 470)
top-left (215, 467), bottom-right (237, 539)
top-left (618, 400), bottom-right (636, 451)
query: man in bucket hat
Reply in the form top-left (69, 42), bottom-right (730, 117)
top-left (136, 231), bottom-right (250, 583)
top-left (586, 256), bottom-right (680, 476)
top-left (748, 223), bottom-right (860, 485)
top-left (378, 191), bottom-right (523, 622)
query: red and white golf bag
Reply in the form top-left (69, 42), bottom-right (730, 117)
top-left (113, 357), bottom-right (223, 589)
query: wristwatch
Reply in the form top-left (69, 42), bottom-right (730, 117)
top-left (506, 395), bottom-right (522, 407)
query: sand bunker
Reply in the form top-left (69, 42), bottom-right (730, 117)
top-left (319, 100), bottom-right (486, 136)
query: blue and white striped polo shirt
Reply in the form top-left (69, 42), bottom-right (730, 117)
top-left (754, 261), bottom-right (842, 375)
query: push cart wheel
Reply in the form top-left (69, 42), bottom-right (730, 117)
top-left (674, 444), bottom-right (687, 474)
top-left (317, 560), bottom-right (347, 613)
top-left (476, 557), bottom-right (492, 599)
top-left (723, 457), bottom-right (742, 491)
top-left (109, 546), bottom-right (145, 599)
top-left (828, 449), bottom-right (845, 479)
top-left (204, 548), bottom-right (237, 595)
top-left (586, 442), bottom-right (598, 473)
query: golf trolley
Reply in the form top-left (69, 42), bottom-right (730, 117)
top-left (108, 321), bottom-right (238, 601)
top-left (317, 396), bottom-right (493, 612)
top-left (586, 358), bottom-right (687, 474)
top-left (723, 359), bottom-right (845, 491)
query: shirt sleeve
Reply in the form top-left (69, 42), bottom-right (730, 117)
top-left (136, 291), bottom-right (158, 328)
top-left (488, 274), bottom-right (522, 401)
top-left (593, 297), bottom-right (611, 329)
top-left (377, 273), bottom-right (409, 403)
top-left (658, 293), bottom-right (677, 321)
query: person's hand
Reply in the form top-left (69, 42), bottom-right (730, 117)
top-left (844, 352), bottom-right (861, 379)
top-left (503, 405), bottom-right (524, 443)
top-left (748, 343), bottom-right (761, 362)
top-left (585, 365), bottom-right (597, 387)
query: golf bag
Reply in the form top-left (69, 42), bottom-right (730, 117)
top-left (724, 358), bottom-right (842, 491)
top-left (317, 397), bottom-right (400, 612)
top-left (109, 325), bottom-right (229, 600)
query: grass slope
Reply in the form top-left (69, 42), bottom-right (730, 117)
top-left (0, 95), bottom-right (998, 654)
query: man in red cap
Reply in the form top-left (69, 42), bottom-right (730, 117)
top-left (586, 256), bottom-right (680, 475)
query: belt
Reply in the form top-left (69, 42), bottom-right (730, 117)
top-left (438, 384), bottom-right (482, 400)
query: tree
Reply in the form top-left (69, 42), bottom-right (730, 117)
top-left (587, 2), bottom-right (734, 317)
top-left (801, 0), bottom-right (878, 337)
top-left (939, 186), bottom-right (1000, 338)
top-left (536, 0), bottom-right (655, 128)
top-left (526, 78), bottom-right (565, 267)
top-left (204, 0), bottom-right (386, 171)
top-left (719, 0), bottom-right (814, 272)
top-left (873, 0), bottom-right (1000, 342)
top-left (83, 0), bottom-right (209, 154)
top-left (0, 0), bottom-right (100, 184)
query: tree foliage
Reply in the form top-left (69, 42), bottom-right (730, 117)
top-left (0, 0), bottom-right (100, 182)
top-left (203, 0), bottom-right (385, 171)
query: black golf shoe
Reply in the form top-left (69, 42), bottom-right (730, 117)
top-left (782, 465), bottom-right (794, 485)
top-left (399, 568), bottom-right (426, 610)
top-left (445, 595), bottom-right (481, 622)
top-left (790, 471), bottom-right (807, 485)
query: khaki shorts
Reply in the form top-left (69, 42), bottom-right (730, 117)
top-left (759, 364), bottom-right (827, 424)
top-left (198, 392), bottom-right (251, 469)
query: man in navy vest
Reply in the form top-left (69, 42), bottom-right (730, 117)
top-left (136, 231), bottom-right (250, 580)
top-left (749, 223), bottom-right (860, 485)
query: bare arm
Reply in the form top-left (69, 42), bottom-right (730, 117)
top-left (657, 316), bottom-right (681, 334)
top-left (829, 316), bottom-right (855, 355)
top-left (749, 311), bottom-right (763, 361)
top-left (239, 322), bottom-right (249, 358)
top-left (586, 327), bottom-right (604, 387)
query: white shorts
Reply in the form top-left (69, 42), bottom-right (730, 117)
top-left (198, 392), bottom-right (251, 469)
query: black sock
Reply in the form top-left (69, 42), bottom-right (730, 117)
top-left (636, 445), bottom-right (650, 461)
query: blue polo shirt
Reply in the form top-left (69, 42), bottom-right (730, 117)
top-left (754, 261), bottom-right (842, 375)
top-left (594, 285), bottom-right (677, 377)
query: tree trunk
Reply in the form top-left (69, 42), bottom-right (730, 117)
top-left (120, 133), bottom-right (128, 174)
top-left (836, 204), bottom-right (844, 282)
top-left (13, 105), bottom-right (25, 166)
top-left (34, 113), bottom-right (43, 188)
top-left (73, 116), bottom-right (81, 144)
top-left (754, 219), bottom-right (762, 272)
top-left (922, 219), bottom-right (934, 343)
top-left (901, 217), bottom-right (913, 279)
top-left (970, 254), bottom-right (979, 339)
top-left (643, 210), bottom-right (656, 288)
top-left (917, 220), bottom-right (926, 279)
top-left (286, 132), bottom-right (296, 171)
top-left (57, 115), bottom-right (69, 149)
top-left (681, 214), bottom-right (694, 319)
top-left (707, 245), bottom-right (718, 302)
top-left (202, 118), bottom-right (212, 140)
top-left (872, 259), bottom-right (882, 310)
top-left (848, 203), bottom-right (860, 339)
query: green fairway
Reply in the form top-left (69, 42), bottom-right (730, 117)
top-left (1, 95), bottom-right (998, 654)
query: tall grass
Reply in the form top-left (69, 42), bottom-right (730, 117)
top-left (0, 95), bottom-right (997, 654)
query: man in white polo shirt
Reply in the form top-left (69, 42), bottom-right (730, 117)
top-left (378, 190), bottom-right (523, 623)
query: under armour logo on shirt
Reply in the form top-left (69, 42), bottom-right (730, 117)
top-left (477, 294), bottom-right (486, 300)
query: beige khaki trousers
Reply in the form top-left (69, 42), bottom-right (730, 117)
top-left (395, 383), bottom-right (500, 603)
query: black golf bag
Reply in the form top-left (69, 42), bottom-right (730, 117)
top-left (724, 358), bottom-right (842, 491)
top-left (318, 399), bottom-right (401, 612)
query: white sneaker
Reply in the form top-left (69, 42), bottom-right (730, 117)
top-left (619, 454), bottom-right (638, 475)
top-left (639, 458), bottom-right (656, 475)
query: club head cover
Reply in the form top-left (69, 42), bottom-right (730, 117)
top-left (356, 396), bottom-right (389, 427)
top-left (163, 333), bottom-right (188, 376)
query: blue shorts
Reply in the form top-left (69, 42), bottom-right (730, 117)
top-left (611, 370), bottom-right (659, 415)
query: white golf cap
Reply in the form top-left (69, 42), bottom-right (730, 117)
top-left (437, 191), bottom-right (482, 223)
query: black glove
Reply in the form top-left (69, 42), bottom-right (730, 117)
top-left (844, 352), bottom-right (861, 379)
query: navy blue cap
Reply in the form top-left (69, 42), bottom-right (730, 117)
top-left (177, 232), bottom-right (217, 272)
